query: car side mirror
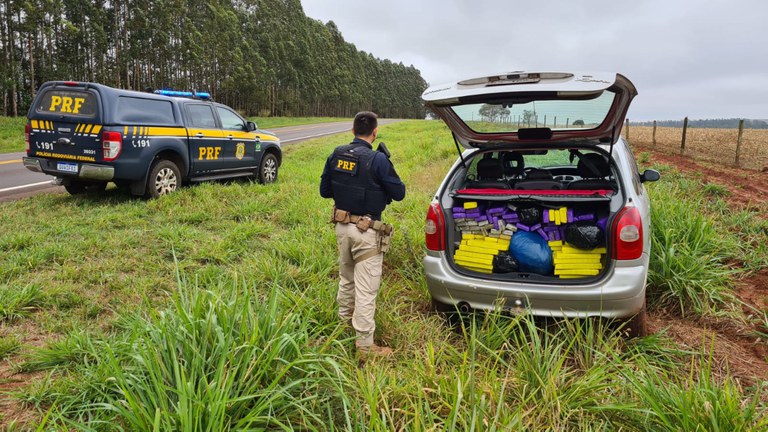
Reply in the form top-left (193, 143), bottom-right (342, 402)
top-left (246, 121), bottom-right (257, 131)
top-left (640, 169), bottom-right (660, 183)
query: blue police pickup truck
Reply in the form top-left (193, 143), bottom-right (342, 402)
top-left (23, 81), bottom-right (282, 198)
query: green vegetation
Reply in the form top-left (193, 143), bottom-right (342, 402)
top-left (1, 1), bottom-right (426, 118)
top-left (0, 116), bottom-right (26, 153)
top-left (0, 120), bottom-right (766, 428)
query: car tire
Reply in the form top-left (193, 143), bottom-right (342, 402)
top-left (64, 181), bottom-right (106, 195)
top-left (257, 153), bottom-right (278, 184)
top-left (432, 298), bottom-right (464, 329)
top-left (146, 159), bottom-right (181, 198)
top-left (622, 301), bottom-right (648, 338)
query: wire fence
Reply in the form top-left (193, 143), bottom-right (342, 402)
top-left (622, 118), bottom-right (768, 171)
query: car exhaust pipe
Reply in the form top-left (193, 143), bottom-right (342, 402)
top-left (458, 302), bottom-right (471, 314)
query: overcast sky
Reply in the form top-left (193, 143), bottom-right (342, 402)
top-left (300, 0), bottom-right (768, 121)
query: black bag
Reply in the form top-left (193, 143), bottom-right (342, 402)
top-left (518, 206), bottom-right (542, 225)
top-left (565, 222), bottom-right (605, 249)
top-left (493, 252), bottom-right (519, 273)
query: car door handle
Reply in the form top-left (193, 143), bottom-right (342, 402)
top-left (226, 134), bottom-right (234, 139)
top-left (195, 132), bottom-right (204, 138)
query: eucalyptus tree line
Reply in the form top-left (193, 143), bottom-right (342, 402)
top-left (0, 0), bottom-right (427, 118)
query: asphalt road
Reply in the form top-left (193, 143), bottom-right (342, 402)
top-left (0, 119), bottom-right (400, 202)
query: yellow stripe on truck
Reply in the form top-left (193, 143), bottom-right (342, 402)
top-left (31, 120), bottom-right (38, 129)
top-left (147, 127), bottom-right (188, 137)
top-left (91, 125), bottom-right (102, 135)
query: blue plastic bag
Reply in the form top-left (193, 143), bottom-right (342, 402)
top-left (509, 231), bottom-right (553, 275)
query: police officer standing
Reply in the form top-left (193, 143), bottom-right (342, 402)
top-left (320, 111), bottom-right (406, 357)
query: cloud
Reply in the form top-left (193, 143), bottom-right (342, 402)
top-left (301, 0), bottom-right (768, 119)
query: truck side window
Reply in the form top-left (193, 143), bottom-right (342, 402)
top-left (187, 104), bottom-right (217, 129)
top-left (216, 107), bottom-right (246, 131)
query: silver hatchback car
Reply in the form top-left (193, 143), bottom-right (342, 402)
top-left (422, 72), bottom-right (659, 336)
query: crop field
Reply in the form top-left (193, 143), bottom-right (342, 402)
top-left (0, 120), bottom-right (767, 429)
top-left (627, 126), bottom-right (768, 171)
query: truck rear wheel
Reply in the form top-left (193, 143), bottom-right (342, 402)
top-left (146, 159), bottom-right (181, 198)
top-left (64, 180), bottom-right (107, 195)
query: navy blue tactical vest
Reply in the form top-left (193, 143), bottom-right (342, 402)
top-left (329, 142), bottom-right (389, 219)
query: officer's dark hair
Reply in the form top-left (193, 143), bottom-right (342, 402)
top-left (353, 111), bottom-right (378, 137)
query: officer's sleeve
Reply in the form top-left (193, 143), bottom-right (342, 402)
top-left (373, 153), bottom-right (406, 202)
top-left (319, 154), bottom-right (334, 198)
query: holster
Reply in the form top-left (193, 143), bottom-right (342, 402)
top-left (377, 226), bottom-right (394, 253)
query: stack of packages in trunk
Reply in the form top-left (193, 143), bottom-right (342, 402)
top-left (450, 201), bottom-right (518, 273)
top-left (450, 201), bottom-right (608, 278)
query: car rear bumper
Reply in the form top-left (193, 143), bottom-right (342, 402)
top-left (424, 252), bottom-right (648, 319)
top-left (23, 157), bottom-right (114, 181)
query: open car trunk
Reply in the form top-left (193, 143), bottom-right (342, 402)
top-left (441, 147), bottom-right (623, 281)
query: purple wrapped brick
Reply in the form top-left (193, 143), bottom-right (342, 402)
top-left (576, 213), bottom-right (595, 222)
top-left (453, 206), bottom-right (465, 213)
top-left (567, 209), bottom-right (574, 223)
top-left (516, 223), bottom-right (531, 232)
top-left (530, 223), bottom-right (542, 231)
top-left (596, 217), bottom-right (608, 231)
top-left (537, 228), bottom-right (548, 240)
top-left (474, 215), bottom-right (488, 223)
top-left (543, 211), bottom-right (550, 223)
top-left (453, 213), bottom-right (466, 219)
top-left (465, 211), bottom-right (481, 218)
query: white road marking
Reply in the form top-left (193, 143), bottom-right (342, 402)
top-left (0, 181), bottom-right (54, 193)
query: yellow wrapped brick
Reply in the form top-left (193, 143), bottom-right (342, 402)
top-left (463, 202), bottom-right (478, 209)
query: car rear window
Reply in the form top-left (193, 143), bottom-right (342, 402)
top-left (451, 91), bottom-right (617, 134)
top-left (114, 96), bottom-right (176, 125)
top-left (34, 89), bottom-right (98, 117)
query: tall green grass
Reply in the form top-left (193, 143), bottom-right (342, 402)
top-left (2, 120), bottom-right (766, 428)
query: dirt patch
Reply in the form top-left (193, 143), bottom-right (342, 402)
top-left (636, 145), bottom-right (768, 214)
top-left (636, 145), bottom-right (768, 386)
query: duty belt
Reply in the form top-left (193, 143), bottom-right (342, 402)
top-left (348, 214), bottom-right (393, 235)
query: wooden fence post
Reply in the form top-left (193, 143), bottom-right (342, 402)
top-left (680, 117), bottom-right (688, 155)
top-left (625, 118), bottom-right (629, 141)
top-left (652, 120), bottom-right (657, 147)
top-left (735, 119), bottom-right (745, 166)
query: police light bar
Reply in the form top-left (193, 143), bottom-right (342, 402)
top-left (154, 89), bottom-right (211, 100)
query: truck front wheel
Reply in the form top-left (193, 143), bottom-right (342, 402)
top-left (146, 159), bottom-right (181, 198)
top-left (258, 153), bottom-right (278, 184)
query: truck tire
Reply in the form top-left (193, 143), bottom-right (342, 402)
top-left (64, 180), bottom-right (107, 195)
top-left (257, 153), bottom-right (278, 184)
top-left (146, 159), bottom-right (181, 198)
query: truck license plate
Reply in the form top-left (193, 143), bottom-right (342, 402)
top-left (57, 162), bottom-right (78, 173)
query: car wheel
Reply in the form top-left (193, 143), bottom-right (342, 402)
top-left (432, 298), bottom-right (465, 329)
top-left (622, 301), bottom-right (648, 338)
top-left (146, 159), bottom-right (181, 198)
top-left (258, 153), bottom-right (278, 184)
top-left (64, 181), bottom-right (106, 195)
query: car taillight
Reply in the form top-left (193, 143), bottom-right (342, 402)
top-left (102, 131), bottom-right (122, 161)
top-left (425, 202), bottom-right (445, 251)
top-left (25, 123), bottom-right (30, 154)
top-left (612, 206), bottom-right (643, 260)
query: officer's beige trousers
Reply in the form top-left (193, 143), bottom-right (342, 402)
top-left (335, 222), bottom-right (383, 347)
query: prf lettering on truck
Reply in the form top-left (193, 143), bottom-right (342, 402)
top-left (48, 96), bottom-right (86, 114)
top-left (198, 146), bottom-right (222, 160)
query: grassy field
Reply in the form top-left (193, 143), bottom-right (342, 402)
top-left (0, 117), bottom-right (27, 154)
top-left (0, 116), bottom-right (351, 154)
top-left (0, 120), bottom-right (767, 429)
